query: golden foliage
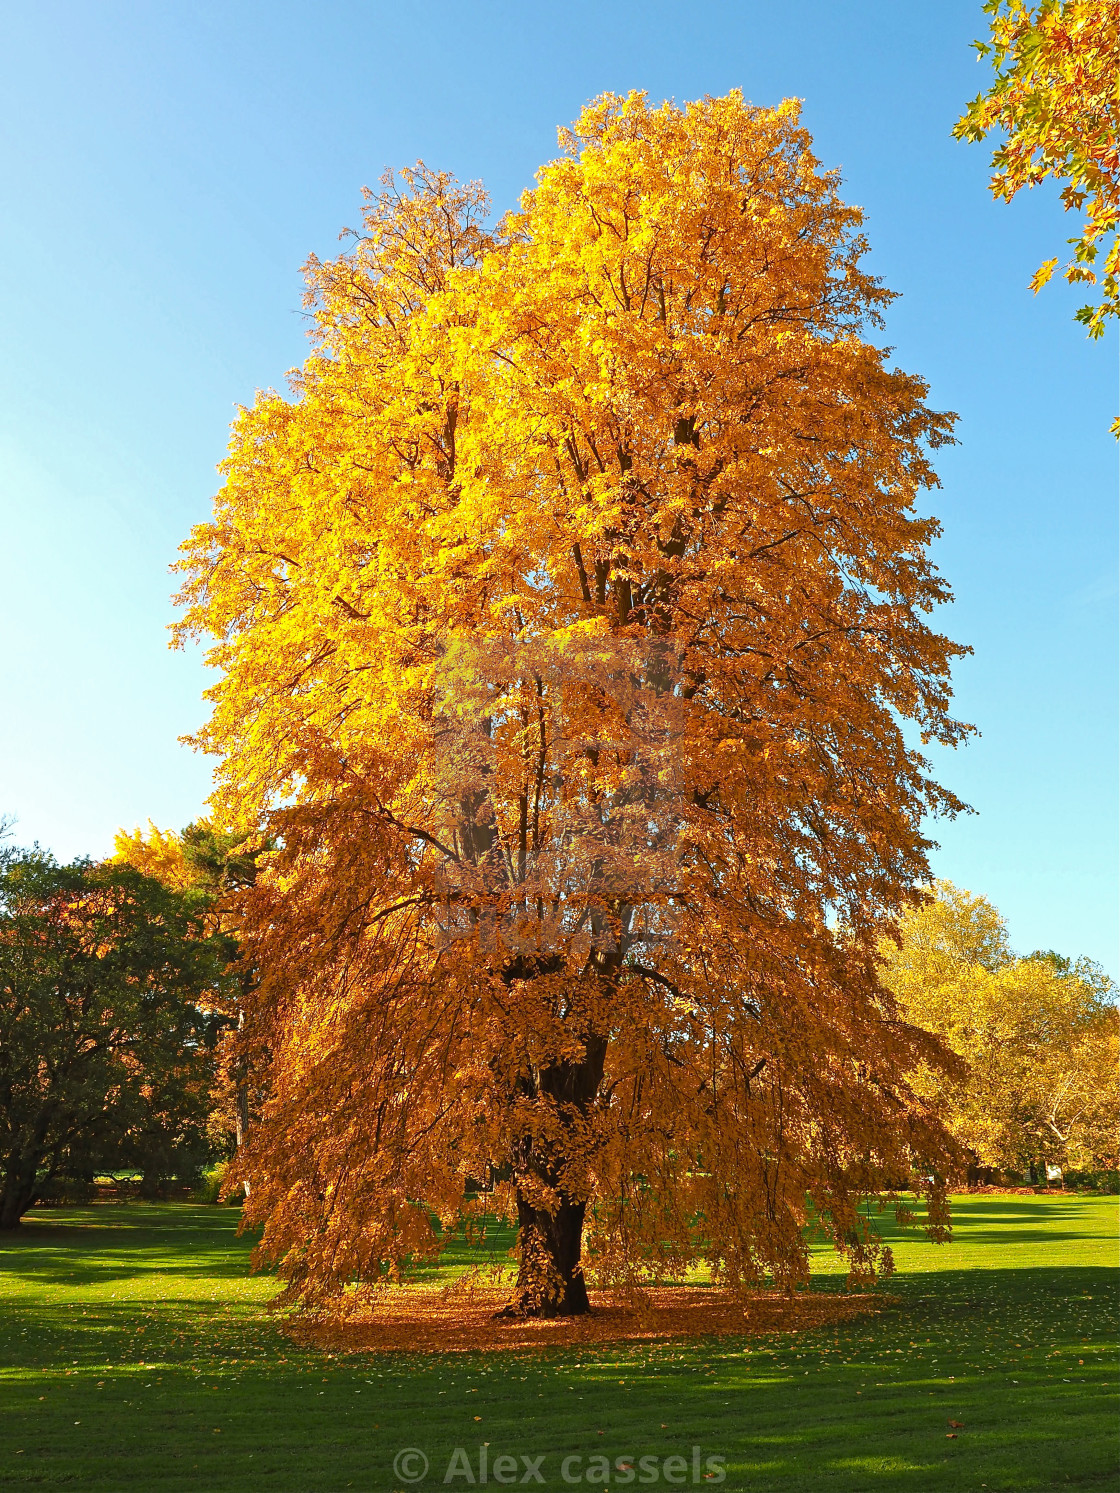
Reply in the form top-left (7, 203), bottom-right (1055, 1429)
top-left (955, 1), bottom-right (1120, 351)
top-left (176, 92), bottom-right (969, 1313)
top-left (113, 822), bottom-right (194, 893)
top-left (883, 882), bottom-right (1120, 1174)
top-left (113, 820), bottom-right (263, 1163)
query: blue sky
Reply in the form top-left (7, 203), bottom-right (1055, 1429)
top-left (1, 1), bottom-right (1115, 972)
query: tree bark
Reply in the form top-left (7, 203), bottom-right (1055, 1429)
top-left (497, 1021), bottom-right (608, 1319)
top-left (138, 1170), bottom-right (166, 1201)
top-left (504, 1191), bottom-right (590, 1316)
top-left (0, 1187), bottom-right (29, 1229)
top-left (234, 1005), bottom-right (251, 1197)
top-left (0, 1156), bottom-right (39, 1229)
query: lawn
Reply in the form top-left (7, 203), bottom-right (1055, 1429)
top-left (0, 1194), bottom-right (1115, 1492)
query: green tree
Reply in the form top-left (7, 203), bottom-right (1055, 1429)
top-left (0, 848), bottom-right (230, 1227)
top-left (114, 820), bottom-right (267, 1169)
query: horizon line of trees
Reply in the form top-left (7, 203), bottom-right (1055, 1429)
top-left (2, 810), bottom-right (1116, 1231)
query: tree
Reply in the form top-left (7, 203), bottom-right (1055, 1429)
top-left (175, 92), bottom-right (969, 1315)
top-left (114, 820), bottom-right (265, 1164)
top-left (81, 1039), bottom-right (215, 1199)
top-left (954, 1), bottom-right (1120, 363)
top-left (0, 848), bottom-right (229, 1227)
top-left (882, 882), bottom-right (1119, 1178)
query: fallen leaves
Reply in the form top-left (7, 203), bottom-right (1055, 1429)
top-left (293, 1287), bottom-right (885, 1356)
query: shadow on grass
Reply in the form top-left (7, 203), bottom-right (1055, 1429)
top-left (824, 1194), bottom-right (1118, 1253)
top-left (0, 1206), bottom-right (260, 1290)
top-left (0, 1195), bottom-right (1115, 1493)
top-left (927, 1195), bottom-right (1118, 1245)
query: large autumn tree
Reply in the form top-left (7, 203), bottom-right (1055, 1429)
top-left (176, 92), bottom-right (970, 1315)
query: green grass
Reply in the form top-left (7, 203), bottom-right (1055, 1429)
top-left (0, 1195), bottom-right (1116, 1491)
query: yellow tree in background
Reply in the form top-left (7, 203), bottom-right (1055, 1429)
top-left (955, 1), bottom-right (1120, 359)
top-left (113, 822), bottom-right (195, 893)
top-left (883, 882), bottom-right (1119, 1179)
top-left (176, 92), bottom-right (970, 1316)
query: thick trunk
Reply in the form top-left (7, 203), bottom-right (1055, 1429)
top-left (0, 1188), bottom-right (28, 1230)
top-left (498, 1023), bottom-right (608, 1319)
top-left (0, 1163), bottom-right (38, 1230)
top-left (2, 1106), bottom-right (62, 1227)
top-left (502, 1192), bottom-right (590, 1316)
top-left (138, 1171), bottom-right (165, 1201)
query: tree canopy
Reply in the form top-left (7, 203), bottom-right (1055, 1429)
top-left (0, 848), bottom-right (229, 1227)
top-left (955, 1), bottom-right (1120, 358)
top-left (175, 91), bottom-right (969, 1314)
top-left (882, 881), bottom-right (1119, 1179)
top-left (114, 820), bottom-right (266, 1162)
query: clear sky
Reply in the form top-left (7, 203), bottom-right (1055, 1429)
top-left (1, 1), bottom-right (1115, 973)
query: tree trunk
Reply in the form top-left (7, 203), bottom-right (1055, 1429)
top-left (503, 1191), bottom-right (591, 1316)
top-left (0, 1187), bottom-right (28, 1230)
top-left (0, 1161), bottom-right (38, 1230)
top-left (234, 1006), bottom-right (251, 1198)
top-left (235, 1080), bottom-right (250, 1151)
top-left (138, 1170), bottom-right (165, 1201)
top-left (497, 1021), bottom-right (608, 1319)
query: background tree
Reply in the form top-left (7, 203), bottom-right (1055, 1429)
top-left (79, 1043), bottom-right (215, 1200)
top-left (882, 881), bottom-right (1119, 1179)
top-left (954, 1), bottom-right (1120, 365)
top-left (176, 91), bottom-right (969, 1316)
top-left (114, 820), bottom-right (264, 1165)
top-left (0, 848), bottom-right (228, 1227)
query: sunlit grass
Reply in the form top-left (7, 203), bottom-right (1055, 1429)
top-left (0, 1195), bottom-right (1116, 1491)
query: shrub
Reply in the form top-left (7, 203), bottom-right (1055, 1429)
top-left (194, 1162), bottom-right (229, 1204)
top-left (1064, 1169), bottom-right (1120, 1194)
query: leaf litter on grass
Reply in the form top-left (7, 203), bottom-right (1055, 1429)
top-left (293, 1285), bottom-right (886, 1355)
top-left (0, 1194), bottom-right (1116, 1493)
